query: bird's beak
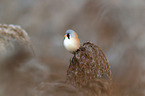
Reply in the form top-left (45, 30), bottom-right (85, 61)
top-left (64, 34), bottom-right (67, 37)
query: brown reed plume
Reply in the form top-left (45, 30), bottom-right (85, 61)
top-left (66, 41), bottom-right (112, 95)
top-left (0, 24), bottom-right (34, 55)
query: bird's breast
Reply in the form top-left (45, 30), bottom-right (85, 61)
top-left (64, 38), bottom-right (80, 52)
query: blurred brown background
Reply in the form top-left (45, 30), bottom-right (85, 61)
top-left (0, 0), bottom-right (145, 96)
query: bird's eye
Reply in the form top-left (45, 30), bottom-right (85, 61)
top-left (67, 34), bottom-right (70, 39)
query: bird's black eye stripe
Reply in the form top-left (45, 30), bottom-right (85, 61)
top-left (67, 33), bottom-right (70, 39)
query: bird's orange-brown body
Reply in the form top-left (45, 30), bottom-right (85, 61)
top-left (63, 30), bottom-right (80, 53)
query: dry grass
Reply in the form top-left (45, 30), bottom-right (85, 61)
top-left (0, 0), bottom-right (145, 96)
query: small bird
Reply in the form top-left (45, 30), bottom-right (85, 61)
top-left (63, 29), bottom-right (80, 53)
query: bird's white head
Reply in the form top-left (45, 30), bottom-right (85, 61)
top-left (63, 29), bottom-right (80, 53)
